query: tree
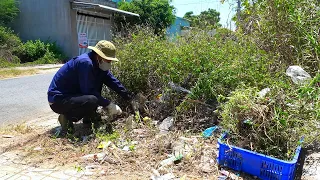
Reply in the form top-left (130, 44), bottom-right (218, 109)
top-left (0, 0), bottom-right (19, 26)
top-left (115, 0), bottom-right (175, 34)
top-left (183, 9), bottom-right (221, 29)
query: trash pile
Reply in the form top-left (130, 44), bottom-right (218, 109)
top-left (75, 113), bottom-right (232, 179)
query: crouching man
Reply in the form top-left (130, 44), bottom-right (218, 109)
top-left (47, 40), bottom-right (132, 134)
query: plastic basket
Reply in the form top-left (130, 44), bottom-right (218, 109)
top-left (217, 133), bottom-right (303, 180)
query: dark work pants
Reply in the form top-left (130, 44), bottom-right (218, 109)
top-left (50, 95), bottom-right (99, 122)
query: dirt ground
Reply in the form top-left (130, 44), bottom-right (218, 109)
top-left (1, 114), bottom-right (318, 179)
top-left (0, 114), bottom-right (255, 180)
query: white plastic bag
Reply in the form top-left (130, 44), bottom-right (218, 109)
top-left (286, 66), bottom-right (311, 85)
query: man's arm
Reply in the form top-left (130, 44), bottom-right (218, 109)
top-left (78, 60), bottom-right (110, 106)
top-left (103, 71), bottom-right (132, 100)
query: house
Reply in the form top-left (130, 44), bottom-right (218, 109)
top-left (166, 17), bottom-right (190, 38)
top-left (12, 0), bottom-right (139, 58)
top-left (112, 1), bottom-right (190, 38)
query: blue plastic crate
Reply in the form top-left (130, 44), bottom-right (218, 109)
top-left (217, 133), bottom-right (303, 180)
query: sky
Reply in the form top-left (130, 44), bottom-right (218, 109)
top-left (170, 0), bottom-right (236, 30)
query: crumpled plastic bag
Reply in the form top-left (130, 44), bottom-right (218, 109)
top-left (286, 66), bottom-right (311, 85)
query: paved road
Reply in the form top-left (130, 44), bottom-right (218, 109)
top-left (0, 72), bottom-right (56, 126)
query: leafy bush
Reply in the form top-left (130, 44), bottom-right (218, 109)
top-left (113, 27), bottom-right (273, 100)
top-left (220, 75), bottom-right (319, 159)
top-left (0, 0), bottom-right (19, 26)
top-left (16, 40), bottom-right (65, 63)
top-left (0, 25), bottom-right (65, 66)
top-left (238, 0), bottom-right (320, 74)
top-left (0, 26), bottom-right (21, 64)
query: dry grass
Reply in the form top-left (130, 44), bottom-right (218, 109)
top-left (11, 118), bottom-right (227, 179)
top-left (0, 124), bottom-right (33, 135)
top-left (0, 68), bottom-right (38, 79)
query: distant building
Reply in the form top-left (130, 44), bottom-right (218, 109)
top-left (112, 1), bottom-right (190, 38)
top-left (12, 0), bottom-right (139, 58)
top-left (166, 17), bottom-right (191, 38)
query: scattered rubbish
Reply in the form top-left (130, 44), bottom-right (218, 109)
top-left (201, 163), bottom-right (213, 173)
top-left (220, 169), bottom-right (230, 176)
top-left (100, 155), bottom-right (118, 164)
top-left (160, 154), bottom-right (183, 167)
top-left (97, 141), bottom-right (111, 150)
top-left (258, 88), bottom-right (271, 98)
top-left (27, 169), bottom-right (58, 172)
top-left (100, 170), bottom-right (106, 175)
top-left (178, 136), bottom-right (198, 143)
top-left (151, 173), bottom-right (175, 180)
top-left (172, 141), bottom-right (184, 157)
top-left (133, 129), bottom-right (147, 135)
top-left (125, 115), bottom-right (137, 130)
top-left (143, 116), bottom-right (151, 122)
top-left (180, 175), bottom-right (187, 180)
top-left (122, 146), bottom-right (130, 151)
top-left (131, 141), bottom-right (139, 145)
top-left (33, 147), bottom-right (42, 151)
top-left (159, 117), bottom-right (174, 134)
top-left (169, 82), bottom-right (192, 94)
top-left (219, 169), bottom-right (240, 180)
top-left (152, 169), bottom-right (161, 177)
top-left (2, 135), bottom-right (14, 138)
top-left (243, 119), bottom-right (253, 125)
top-left (81, 153), bottom-right (106, 161)
top-left (84, 171), bottom-right (94, 176)
top-left (286, 66), bottom-right (311, 84)
top-left (202, 126), bottom-right (218, 138)
top-left (82, 136), bottom-right (89, 143)
top-left (218, 175), bottom-right (228, 180)
top-left (54, 127), bottom-right (62, 137)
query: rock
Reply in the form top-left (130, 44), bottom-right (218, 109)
top-left (159, 117), bottom-right (174, 134)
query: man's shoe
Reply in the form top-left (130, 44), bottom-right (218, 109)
top-left (58, 114), bottom-right (74, 134)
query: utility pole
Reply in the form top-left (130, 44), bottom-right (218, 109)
top-left (237, 0), bottom-right (241, 22)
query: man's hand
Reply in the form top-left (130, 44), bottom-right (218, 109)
top-left (104, 103), bottom-right (122, 115)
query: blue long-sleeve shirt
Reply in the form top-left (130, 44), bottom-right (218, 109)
top-left (47, 52), bottom-right (131, 106)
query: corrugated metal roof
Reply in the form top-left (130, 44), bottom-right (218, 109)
top-left (72, 1), bottom-right (140, 17)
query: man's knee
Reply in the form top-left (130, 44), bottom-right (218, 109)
top-left (86, 95), bottom-right (98, 108)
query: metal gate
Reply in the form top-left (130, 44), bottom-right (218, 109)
top-left (76, 12), bottom-right (112, 55)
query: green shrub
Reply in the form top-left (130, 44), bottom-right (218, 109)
top-left (0, 26), bottom-right (21, 48)
top-left (0, 26), bottom-right (22, 64)
top-left (16, 40), bottom-right (65, 63)
top-left (220, 76), bottom-right (319, 160)
top-left (238, 0), bottom-right (320, 74)
top-left (0, 0), bottom-right (19, 26)
top-left (113, 28), bottom-right (274, 101)
top-left (16, 40), bottom-right (46, 63)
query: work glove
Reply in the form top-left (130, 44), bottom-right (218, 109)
top-left (104, 103), bottom-right (122, 116)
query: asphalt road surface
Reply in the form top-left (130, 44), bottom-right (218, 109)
top-left (0, 72), bottom-right (56, 126)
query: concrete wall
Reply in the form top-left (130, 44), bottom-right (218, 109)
top-left (13, 0), bottom-right (74, 58)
